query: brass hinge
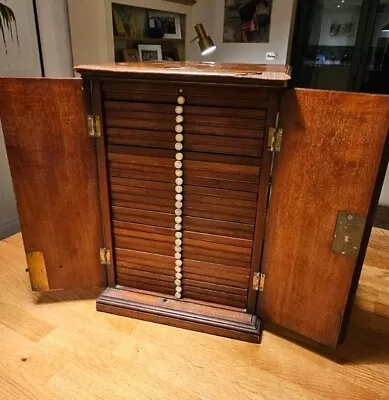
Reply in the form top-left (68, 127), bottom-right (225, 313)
top-left (267, 127), bottom-right (283, 152)
top-left (88, 115), bottom-right (101, 137)
top-left (99, 248), bottom-right (111, 265)
top-left (252, 272), bottom-right (260, 290)
top-left (253, 272), bottom-right (266, 291)
top-left (259, 273), bottom-right (265, 292)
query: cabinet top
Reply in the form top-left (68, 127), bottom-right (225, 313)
top-left (75, 62), bottom-right (291, 85)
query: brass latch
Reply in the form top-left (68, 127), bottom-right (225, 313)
top-left (268, 127), bottom-right (283, 152)
top-left (88, 115), bottom-right (101, 137)
top-left (100, 248), bottom-right (111, 265)
top-left (26, 251), bottom-right (49, 291)
top-left (332, 212), bottom-right (366, 257)
top-left (253, 273), bottom-right (265, 291)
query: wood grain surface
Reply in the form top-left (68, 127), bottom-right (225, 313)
top-left (0, 229), bottom-right (388, 399)
top-left (0, 78), bottom-right (105, 290)
top-left (259, 88), bottom-right (389, 347)
top-left (75, 62), bottom-right (291, 82)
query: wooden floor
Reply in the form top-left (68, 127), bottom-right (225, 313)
top-left (0, 230), bottom-right (388, 400)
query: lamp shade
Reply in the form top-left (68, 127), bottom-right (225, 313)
top-left (194, 23), bottom-right (216, 56)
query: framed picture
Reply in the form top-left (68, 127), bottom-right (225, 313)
top-left (148, 12), bottom-right (182, 39)
top-left (112, 3), bottom-right (140, 38)
top-left (223, 0), bottom-right (273, 43)
top-left (329, 22), bottom-right (355, 37)
top-left (123, 48), bottom-right (139, 62)
top-left (138, 44), bottom-right (163, 61)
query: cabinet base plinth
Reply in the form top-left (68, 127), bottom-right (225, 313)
top-left (97, 287), bottom-right (261, 343)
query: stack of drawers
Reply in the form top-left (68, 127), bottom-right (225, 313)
top-left (101, 80), bottom-right (269, 310)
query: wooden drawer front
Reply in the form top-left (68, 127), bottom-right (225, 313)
top-left (108, 145), bottom-right (177, 296)
top-left (102, 82), bottom-right (270, 310)
top-left (107, 145), bottom-right (258, 308)
top-left (180, 162), bottom-right (258, 308)
top-left (104, 100), bottom-right (266, 157)
top-left (115, 248), bottom-right (176, 297)
top-left (102, 81), bottom-right (269, 109)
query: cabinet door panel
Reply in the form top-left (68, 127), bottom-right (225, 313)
top-left (258, 88), bottom-right (389, 347)
top-left (0, 78), bottom-right (105, 291)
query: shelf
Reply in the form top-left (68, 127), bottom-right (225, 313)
top-left (164, 0), bottom-right (196, 5)
top-left (114, 36), bottom-right (185, 43)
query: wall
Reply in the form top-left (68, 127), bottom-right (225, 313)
top-left (376, 6), bottom-right (389, 206)
top-left (0, 122), bottom-right (20, 239)
top-left (188, 0), bottom-right (297, 64)
top-left (35, 0), bottom-right (73, 77)
top-left (0, 0), bottom-right (42, 239)
top-left (68, 0), bottom-right (190, 65)
top-left (186, 0), bottom-right (216, 61)
top-left (69, 0), bottom-right (296, 65)
top-left (381, 174), bottom-right (389, 206)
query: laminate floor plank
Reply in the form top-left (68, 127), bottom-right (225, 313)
top-left (0, 229), bottom-right (388, 399)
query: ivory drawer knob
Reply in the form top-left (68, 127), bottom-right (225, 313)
top-left (176, 152), bottom-right (183, 161)
top-left (175, 133), bottom-right (184, 142)
top-left (175, 193), bottom-right (183, 202)
top-left (174, 161), bottom-right (182, 169)
top-left (175, 177), bottom-right (183, 186)
top-left (175, 292), bottom-right (182, 299)
top-left (176, 115), bottom-right (184, 124)
top-left (175, 266), bottom-right (182, 273)
top-left (175, 169), bottom-right (183, 177)
top-left (175, 252), bottom-right (182, 260)
top-left (175, 105), bottom-right (183, 115)
top-left (175, 142), bottom-right (183, 151)
top-left (175, 209), bottom-right (182, 216)
top-left (175, 259), bottom-right (183, 267)
top-left (175, 224), bottom-right (182, 231)
top-left (175, 238), bottom-right (182, 246)
top-left (177, 96), bottom-right (185, 105)
top-left (174, 279), bottom-right (182, 286)
top-left (175, 272), bottom-right (183, 279)
top-left (175, 186), bottom-right (183, 194)
top-left (175, 216), bottom-right (182, 224)
top-left (175, 125), bottom-right (183, 134)
top-left (176, 286), bottom-right (183, 293)
top-left (175, 232), bottom-right (183, 240)
top-left (175, 201), bottom-right (183, 209)
top-left (175, 246), bottom-right (182, 253)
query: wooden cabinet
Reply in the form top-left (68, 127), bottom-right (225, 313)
top-left (0, 62), bottom-right (388, 348)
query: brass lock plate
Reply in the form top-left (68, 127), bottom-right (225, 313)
top-left (332, 212), bottom-right (366, 257)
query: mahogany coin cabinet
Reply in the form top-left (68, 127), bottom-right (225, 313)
top-left (1, 62), bottom-right (388, 348)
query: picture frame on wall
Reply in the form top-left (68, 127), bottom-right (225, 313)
top-left (138, 44), bottom-right (163, 61)
top-left (223, 0), bottom-right (273, 43)
top-left (148, 11), bottom-right (182, 39)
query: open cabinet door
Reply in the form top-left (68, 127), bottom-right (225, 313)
top-left (0, 79), bottom-right (106, 291)
top-left (258, 88), bottom-right (389, 347)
